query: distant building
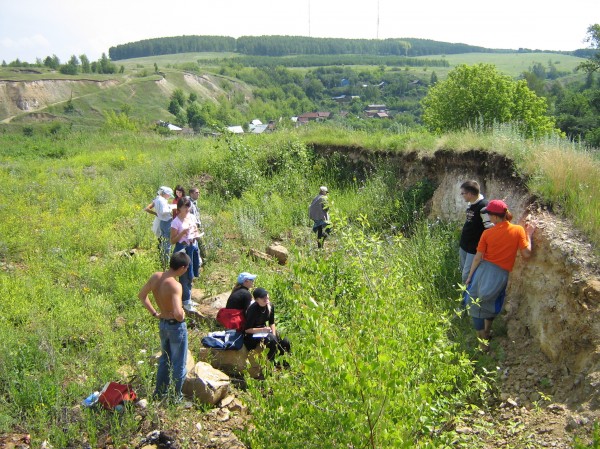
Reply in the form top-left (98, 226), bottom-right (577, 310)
top-left (340, 78), bottom-right (350, 87)
top-left (364, 104), bottom-right (389, 118)
top-left (249, 124), bottom-right (268, 134)
top-left (226, 125), bottom-right (244, 134)
top-left (297, 112), bottom-right (331, 124)
top-left (332, 95), bottom-right (360, 103)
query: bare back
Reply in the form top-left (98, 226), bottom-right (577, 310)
top-left (138, 270), bottom-right (185, 322)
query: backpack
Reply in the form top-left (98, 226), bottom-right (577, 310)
top-left (98, 382), bottom-right (137, 410)
top-left (216, 308), bottom-right (246, 331)
top-left (201, 330), bottom-right (244, 350)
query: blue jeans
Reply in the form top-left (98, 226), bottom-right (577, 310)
top-left (173, 242), bottom-right (201, 306)
top-left (458, 248), bottom-right (475, 284)
top-left (158, 219), bottom-right (172, 269)
top-left (154, 319), bottom-right (188, 400)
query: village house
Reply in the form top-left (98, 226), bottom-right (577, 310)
top-left (364, 104), bottom-right (390, 118)
top-left (296, 111), bottom-right (331, 124)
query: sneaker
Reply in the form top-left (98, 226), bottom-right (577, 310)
top-left (183, 303), bottom-right (198, 313)
top-left (190, 300), bottom-right (200, 307)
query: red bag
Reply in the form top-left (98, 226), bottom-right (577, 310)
top-left (216, 308), bottom-right (246, 331)
top-left (98, 382), bottom-right (137, 410)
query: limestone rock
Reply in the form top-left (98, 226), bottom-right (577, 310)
top-left (266, 244), bottom-right (289, 265)
top-left (182, 362), bottom-right (230, 404)
top-left (248, 248), bottom-right (272, 263)
top-left (192, 291), bottom-right (229, 321)
top-left (197, 346), bottom-right (263, 378)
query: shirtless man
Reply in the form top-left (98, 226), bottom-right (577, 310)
top-left (138, 251), bottom-right (190, 400)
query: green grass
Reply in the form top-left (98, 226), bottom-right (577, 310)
top-left (0, 125), bottom-right (597, 446)
top-left (295, 123), bottom-right (600, 247)
top-left (417, 52), bottom-right (585, 78)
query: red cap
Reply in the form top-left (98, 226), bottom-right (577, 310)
top-left (482, 199), bottom-right (508, 214)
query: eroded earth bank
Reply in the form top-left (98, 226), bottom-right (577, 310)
top-left (316, 145), bottom-right (600, 447)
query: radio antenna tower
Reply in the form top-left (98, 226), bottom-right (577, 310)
top-left (308, 0), bottom-right (311, 37)
top-left (377, 0), bottom-right (380, 39)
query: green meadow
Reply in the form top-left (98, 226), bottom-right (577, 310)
top-left (0, 122), bottom-right (598, 447)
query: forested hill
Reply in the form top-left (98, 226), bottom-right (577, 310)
top-left (108, 34), bottom-right (503, 60)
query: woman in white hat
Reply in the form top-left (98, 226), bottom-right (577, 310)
top-left (144, 186), bottom-right (174, 269)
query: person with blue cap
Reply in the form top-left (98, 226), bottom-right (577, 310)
top-left (225, 272), bottom-right (257, 311)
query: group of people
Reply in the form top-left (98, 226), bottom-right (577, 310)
top-left (144, 185), bottom-right (205, 313)
top-left (223, 272), bottom-right (291, 364)
top-left (140, 182), bottom-right (295, 400)
top-left (458, 180), bottom-right (535, 351)
top-left (138, 262), bottom-right (290, 400)
top-left (138, 179), bottom-right (534, 400)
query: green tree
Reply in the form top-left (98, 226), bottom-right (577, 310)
top-left (577, 24), bottom-right (600, 74)
top-left (44, 55), bottom-right (60, 70)
top-left (97, 53), bottom-right (116, 74)
top-left (167, 99), bottom-right (181, 116)
top-left (430, 71), bottom-right (438, 85)
top-left (421, 63), bottom-right (555, 137)
top-left (79, 54), bottom-right (90, 73)
top-left (171, 88), bottom-right (186, 108)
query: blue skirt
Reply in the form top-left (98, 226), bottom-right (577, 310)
top-left (464, 260), bottom-right (508, 320)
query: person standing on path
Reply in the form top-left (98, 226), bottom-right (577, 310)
top-left (138, 251), bottom-right (190, 401)
top-left (309, 186), bottom-right (331, 249)
top-left (458, 180), bottom-right (493, 283)
top-left (464, 199), bottom-right (535, 351)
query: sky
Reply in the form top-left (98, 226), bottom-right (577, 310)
top-left (1, 0), bottom-right (597, 63)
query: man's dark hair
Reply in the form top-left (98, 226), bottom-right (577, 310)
top-left (170, 251), bottom-right (190, 270)
top-left (460, 180), bottom-right (480, 196)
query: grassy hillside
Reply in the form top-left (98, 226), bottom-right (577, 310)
top-left (0, 50), bottom-right (589, 134)
top-left (418, 51), bottom-right (584, 77)
top-left (0, 125), bottom-right (598, 447)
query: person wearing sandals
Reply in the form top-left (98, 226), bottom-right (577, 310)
top-left (464, 200), bottom-right (535, 351)
top-left (244, 288), bottom-right (290, 365)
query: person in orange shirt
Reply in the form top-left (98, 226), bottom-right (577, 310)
top-left (464, 199), bottom-right (535, 351)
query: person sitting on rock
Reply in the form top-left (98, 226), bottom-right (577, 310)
top-left (216, 272), bottom-right (258, 331)
top-left (244, 287), bottom-right (290, 365)
top-left (225, 272), bottom-right (257, 311)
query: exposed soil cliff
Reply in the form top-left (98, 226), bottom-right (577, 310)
top-left (0, 79), bottom-right (119, 121)
top-left (315, 144), bottom-right (600, 446)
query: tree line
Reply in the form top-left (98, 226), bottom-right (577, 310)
top-left (206, 54), bottom-right (449, 68)
top-left (108, 35), bottom-right (236, 60)
top-left (108, 35), bottom-right (508, 61)
top-left (2, 52), bottom-right (120, 75)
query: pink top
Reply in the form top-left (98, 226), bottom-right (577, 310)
top-left (171, 215), bottom-right (199, 244)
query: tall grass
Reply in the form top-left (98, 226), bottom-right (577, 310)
top-left (0, 125), bottom-right (596, 446)
top-left (243, 220), bottom-right (482, 448)
top-left (297, 123), bottom-right (600, 248)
